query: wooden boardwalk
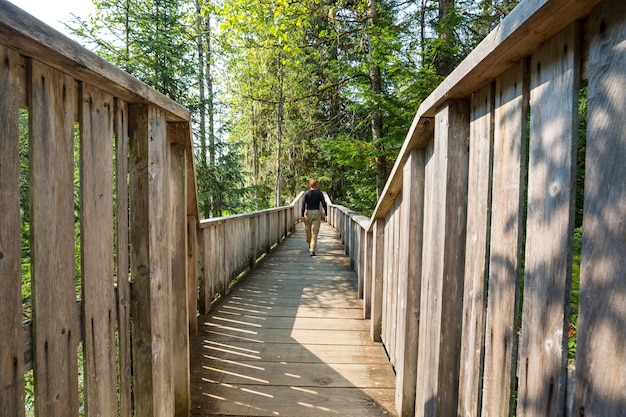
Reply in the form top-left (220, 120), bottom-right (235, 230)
top-left (190, 222), bottom-right (398, 417)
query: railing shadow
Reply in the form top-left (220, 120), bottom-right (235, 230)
top-left (189, 223), bottom-right (397, 416)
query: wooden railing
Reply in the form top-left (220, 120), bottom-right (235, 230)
top-left (196, 192), bottom-right (305, 315)
top-left (327, 0), bottom-right (625, 416)
top-left (2, 0), bottom-right (625, 416)
top-left (2, 1), bottom-right (204, 416)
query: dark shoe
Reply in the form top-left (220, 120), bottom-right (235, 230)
top-left (310, 251), bottom-right (316, 256)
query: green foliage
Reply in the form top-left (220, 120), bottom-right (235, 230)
top-left (67, 0), bottom-right (521, 215)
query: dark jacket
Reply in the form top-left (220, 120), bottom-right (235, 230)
top-left (302, 189), bottom-right (327, 217)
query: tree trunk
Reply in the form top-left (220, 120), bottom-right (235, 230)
top-left (437, 0), bottom-right (456, 76)
top-left (195, 0), bottom-right (207, 166)
top-left (274, 52), bottom-right (284, 207)
top-left (367, 0), bottom-right (386, 198)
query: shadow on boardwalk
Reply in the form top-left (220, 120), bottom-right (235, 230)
top-left (190, 222), bottom-right (398, 417)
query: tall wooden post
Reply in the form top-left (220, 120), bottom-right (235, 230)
top-left (129, 104), bottom-right (173, 417)
top-left (370, 218), bottom-right (385, 342)
top-left (395, 148), bottom-right (425, 417)
top-left (415, 99), bottom-right (469, 417)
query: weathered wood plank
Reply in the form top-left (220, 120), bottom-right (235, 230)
top-left (191, 361), bottom-right (394, 388)
top-left (481, 61), bottom-right (528, 417)
top-left (169, 142), bottom-right (190, 416)
top-left (188, 214), bottom-right (198, 335)
top-left (114, 97), bottom-right (132, 417)
top-left (416, 99), bottom-right (469, 417)
top-left (190, 386), bottom-right (396, 417)
top-left (79, 82), bottom-right (117, 417)
top-left (395, 148), bottom-right (425, 417)
top-left (29, 60), bottom-right (80, 417)
top-left (190, 341), bottom-right (390, 364)
top-left (0, 43), bottom-right (24, 417)
top-left (457, 82), bottom-right (494, 417)
top-left (517, 23), bottom-right (580, 417)
top-left (129, 104), bottom-right (173, 417)
top-left (573, 0), bottom-right (626, 414)
top-left (370, 218), bottom-right (384, 342)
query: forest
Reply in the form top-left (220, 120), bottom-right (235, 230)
top-left (67, 0), bottom-right (520, 217)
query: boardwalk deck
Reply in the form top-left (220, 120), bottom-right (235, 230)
top-left (190, 222), bottom-right (398, 417)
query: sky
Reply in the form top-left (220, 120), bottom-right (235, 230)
top-left (8, 0), bottom-right (94, 37)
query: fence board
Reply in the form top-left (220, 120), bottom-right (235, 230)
top-left (169, 143), bottom-right (190, 416)
top-left (480, 61), bottom-right (528, 417)
top-left (0, 44), bottom-right (24, 417)
top-left (416, 100), bottom-right (469, 417)
top-left (370, 218), bottom-right (384, 342)
top-left (114, 97), bottom-right (132, 417)
top-left (395, 149), bottom-right (425, 417)
top-left (29, 60), bottom-right (80, 417)
top-left (79, 82), bottom-right (117, 417)
top-left (457, 82), bottom-right (494, 417)
top-left (129, 104), bottom-right (174, 417)
top-left (573, 0), bottom-right (626, 414)
top-left (517, 24), bottom-right (580, 417)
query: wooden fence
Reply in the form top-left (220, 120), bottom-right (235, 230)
top-left (327, 0), bottom-right (626, 416)
top-left (196, 193), bottom-right (305, 314)
top-left (0, 1), bottom-right (305, 416)
top-left (2, 0), bottom-right (625, 416)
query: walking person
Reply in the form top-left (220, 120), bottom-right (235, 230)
top-left (301, 179), bottom-right (328, 256)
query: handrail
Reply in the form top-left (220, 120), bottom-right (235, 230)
top-left (2, 0), bottom-right (625, 416)
top-left (336, 1), bottom-right (626, 417)
top-left (195, 191), bottom-right (306, 312)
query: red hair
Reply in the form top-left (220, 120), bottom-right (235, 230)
top-left (309, 179), bottom-right (318, 189)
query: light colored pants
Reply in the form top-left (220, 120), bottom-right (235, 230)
top-left (304, 209), bottom-right (322, 252)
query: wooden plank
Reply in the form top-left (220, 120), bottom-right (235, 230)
top-left (188, 214), bottom-right (198, 335)
top-left (517, 23), bottom-right (580, 417)
top-left (370, 218), bottom-right (384, 342)
top-left (129, 104), bottom-right (173, 417)
top-left (362, 229), bottom-right (373, 319)
top-left (395, 148), bottom-right (425, 417)
top-left (190, 341), bottom-right (391, 364)
top-left (415, 100), bottom-right (469, 417)
top-left (390, 200), bottom-right (400, 365)
top-left (0, 43), bottom-right (24, 417)
top-left (573, 0), bottom-right (626, 415)
top-left (191, 361), bottom-right (394, 388)
top-left (481, 61), bottom-right (528, 417)
top-left (457, 82), bottom-right (494, 417)
top-left (29, 60), bottom-right (80, 417)
top-left (190, 386), bottom-right (396, 417)
top-left (114, 97), bottom-right (132, 417)
top-left (79, 82), bottom-right (117, 417)
top-left (169, 142), bottom-right (190, 416)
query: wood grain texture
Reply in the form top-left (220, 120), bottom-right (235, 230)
top-left (481, 61), bottom-right (527, 417)
top-left (457, 82), bottom-right (494, 417)
top-left (370, 218), bottom-right (384, 342)
top-left (169, 142), bottom-right (190, 416)
top-left (79, 82), bottom-right (117, 417)
top-left (114, 97), bottom-right (132, 417)
top-left (190, 224), bottom-right (397, 417)
top-left (395, 149), bottom-right (425, 417)
top-left (29, 60), bottom-right (80, 417)
top-left (416, 100), bottom-right (469, 417)
top-left (0, 43), bottom-right (24, 417)
top-left (129, 104), bottom-right (174, 417)
top-left (574, 0), bottom-right (626, 414)
top-left (517, 23), bottom-right (580, 417)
